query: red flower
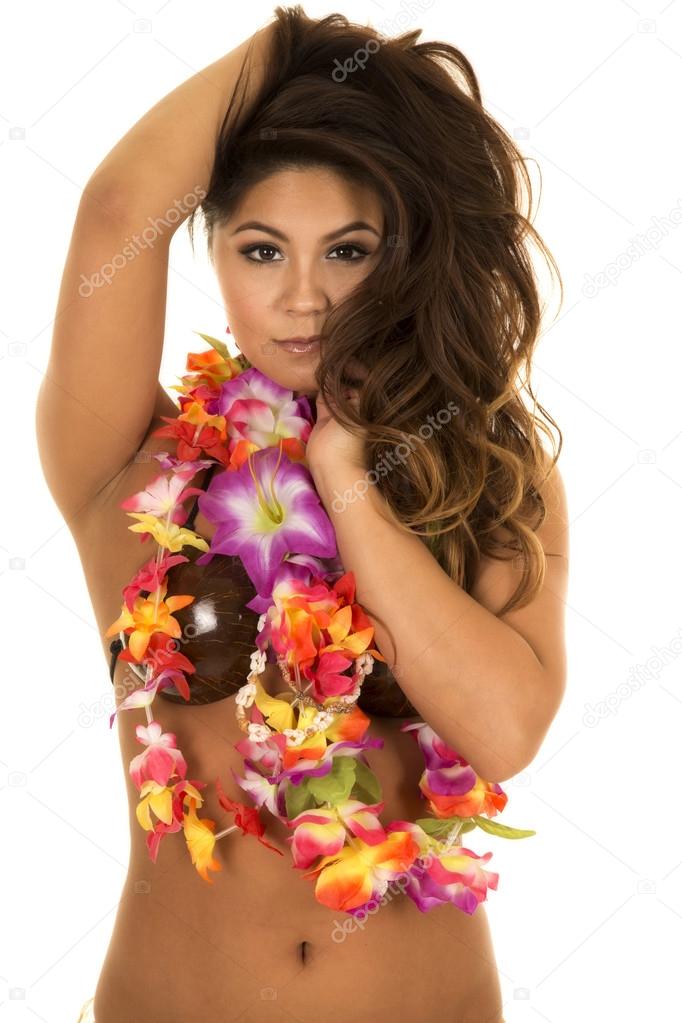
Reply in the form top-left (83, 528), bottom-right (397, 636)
top-left (119, 630), bottom-right (196, 699)
top-left (215, 777), bottom-right (284, 856)
top-left (152, 418), bottom-right (231, 466)
top-left (123, 552), bottom-right (189, 611)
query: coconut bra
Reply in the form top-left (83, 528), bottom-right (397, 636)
top-left (104, 331), bottom-right (534, 918)
top-left (108, 460), bottom-right (419, 717)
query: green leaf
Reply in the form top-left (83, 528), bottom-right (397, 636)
top-left (284, 779), bottom-right (317, 819)
top-left (415, 816), bottom-right (469, 839)
top-left (307, 757), bottom-right (357, 804)
top-left (456, 819), bottom-right (478, 834)
top-left (472, 815), bottom-right (536, 840)
top-left (192, 330), bottom-right (230, 360)
top-left (350, 760), bottom-right (383, 804)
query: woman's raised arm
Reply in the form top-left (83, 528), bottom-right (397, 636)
top-left (36, 21), bottom-right (273, 523)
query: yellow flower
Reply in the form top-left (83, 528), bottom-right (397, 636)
top-left (135, 780), bottom-right (174, 830)
top-left (324, 604), bottom-right (375, 658)
top-left (253, 675), bottom-right (296, 733)
top-left (126, 513), bottom-right (211, 554)
top-left (183, 799), bottom-right (223, 883)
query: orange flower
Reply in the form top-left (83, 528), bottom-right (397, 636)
top-left (105, 579), bottom-right (194, 661)
top-left (420, 774), bottom-right (508, 820)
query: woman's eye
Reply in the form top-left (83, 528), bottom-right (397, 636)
top-left (239, 243), bottom-right (369, 265)
top-left (328, 244), bottom-right (369, 261)
top-left (241, 244), bottom-right (283, 263)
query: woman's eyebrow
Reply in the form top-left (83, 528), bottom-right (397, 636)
top-left (231, 220), bottom-right (381, 241)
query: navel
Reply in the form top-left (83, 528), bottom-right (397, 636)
top-left (299, 940), bottom-right (310, 964)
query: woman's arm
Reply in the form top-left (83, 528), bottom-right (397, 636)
top-left (36, 22), bottom-right (274, 524)
top-left (86, 22), bottom-right (273, 225)
top-left (311, 459), bottom-right (569, 785)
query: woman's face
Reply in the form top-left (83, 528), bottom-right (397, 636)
top-left (210, 166), bottom-right (385, 398)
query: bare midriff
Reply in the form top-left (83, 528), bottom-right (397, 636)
top-left (79, 419), bottom-right (505, 1023)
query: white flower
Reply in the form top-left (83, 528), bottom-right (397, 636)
top-left (249, 649), bottom-right (267, 674)
top-left (313, 711), bottom-right (334, 729)
top-left (247, 723), bottom-right (272, 742)
top-left (256, 613), bottom-right (267, 633)
top-left (357, 652), bottom-right (374, 675)
top-left (235, 682), bottom-right (257, 707)
top-left (283, 728), bottom-right (306, 746)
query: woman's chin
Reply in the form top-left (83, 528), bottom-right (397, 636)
top-left (267, 370), bottom-right (319, 398)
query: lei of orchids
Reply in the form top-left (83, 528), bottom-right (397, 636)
top-left (105, 332), bottom-right (534, 917)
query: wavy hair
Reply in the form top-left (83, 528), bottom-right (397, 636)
top-left (187, 4), bottom-right (564, 621)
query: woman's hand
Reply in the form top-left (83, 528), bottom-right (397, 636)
top-left (306, 376), bottom-right (370, 481)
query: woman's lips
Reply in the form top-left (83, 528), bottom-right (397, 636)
top-left (275, 338), bottom-right (321, 354)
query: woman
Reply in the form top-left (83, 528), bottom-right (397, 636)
top-left (37, 7), bottom-right (569, 1022)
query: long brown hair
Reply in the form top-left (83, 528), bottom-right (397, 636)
top-left (187, 4), bottom-right (564, 620)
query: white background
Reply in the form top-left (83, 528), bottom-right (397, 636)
top-left (2, 1), bottom-right (680, 1020)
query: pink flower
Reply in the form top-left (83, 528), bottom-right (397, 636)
top-left (303, 650), bottom-right (356, 702)
top-left (129, 721), bottom-right (188, 789)
top-left (397, 839), bottom-right (499, 915)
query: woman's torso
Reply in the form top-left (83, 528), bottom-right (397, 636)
top-left (74, 414), bottom-right (504, 1023)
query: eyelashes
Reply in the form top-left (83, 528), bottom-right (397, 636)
top-left (238, 243), bottom-right (371, 266)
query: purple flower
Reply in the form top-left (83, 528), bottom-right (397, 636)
top-left (196, 446), bottom-right (338, 594)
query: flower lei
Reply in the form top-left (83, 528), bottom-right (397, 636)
top-left (105, 331), bottom-right (535, 917)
